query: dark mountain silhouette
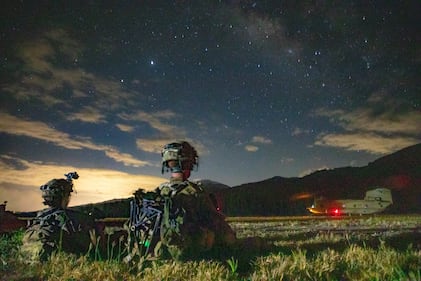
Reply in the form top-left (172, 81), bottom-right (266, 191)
top-left (64, 143), bottom-right (421, 218)
top-left (70, 198), bottom-right (131, 219)
top-left (195, 179), bottom-right (231, 192)
top-left (219, 143), bottom-right (421, 216)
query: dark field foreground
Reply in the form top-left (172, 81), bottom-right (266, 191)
top-left (2, 214), bottom-right (421, 281)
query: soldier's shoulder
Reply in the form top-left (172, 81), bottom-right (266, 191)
top-left (189, 180), bottom-right (204, 191)
top-left (36, 207), bottom-right (66, 218)
top-left (177, 180), bottom-right (203, 195)
top-left (158, 181), bottom-right (171, 189)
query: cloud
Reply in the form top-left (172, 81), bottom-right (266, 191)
top-left (3, 27), bottom-right (207, 168)
top-left (244, 135), bottom-right (272, 152)
top-left (136, 138), bottom-right (172, 153)
top-left (119, 110), bottom-right (183, 136)
top-left (4, 28), bottom-right (143, 118)
top-left (103, 148), bottom-right (150, 167)
top-left (0, 155), bottom-right (166, 212)
top-left (0, 112), bottom-right (91, 150)
top-left (314, 103), bottom-right (421, 154)
top-left (315, 132), bottom-right (418, 155)
top-left (116, 123), bottom-right (135, 133)
top-left (245, 145), bottom-right (259, 152)
top-left (299, 166), bottom-right (331, 177)
top-left (0, 112), bottom-right (150, 167)
top-left (251, 136), bottom-right (272, 144)
top-left (316, 108), bottom-right (421, 135)
top-left (119, 111), bottom-right (208, 156)
top-left (291, 127), bottom-right (310, 136)
top-left (67, 106), bottom-right (107, 123)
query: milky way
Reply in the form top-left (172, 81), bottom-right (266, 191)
top-left (1, 1), bottom-right (420, 211)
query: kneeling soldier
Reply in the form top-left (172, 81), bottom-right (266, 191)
top-left (126, 141), bottom-right (236, 261)
top-left (21, 172), bottom-right (94, 261)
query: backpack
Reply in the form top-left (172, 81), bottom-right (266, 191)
top-left (126, 179), bottom-right (239, 262)
top-left (127, 180), bottom-right (217, 261)
top-left (21, 208), bottom-right (94, 261)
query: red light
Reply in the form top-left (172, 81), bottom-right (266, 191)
top-left (330, 208), bottom-right (340, 216)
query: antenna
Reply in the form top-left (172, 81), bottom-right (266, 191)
top-left (64, 172), bottom-right (79, 182)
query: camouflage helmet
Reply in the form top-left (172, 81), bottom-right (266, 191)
top-left (161, 141), bottom-right (198, 173)
top-left (40, 172), bottom-right (78, 208)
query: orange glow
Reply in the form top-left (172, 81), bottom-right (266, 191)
top-left (290, 192), bottom-right (313, 201)
top-left (0, 160), bottom-right (166, 212)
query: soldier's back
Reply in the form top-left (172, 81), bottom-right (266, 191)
top-left (21, 207), bottom-right (94, 261)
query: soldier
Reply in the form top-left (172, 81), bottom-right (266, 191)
top-left (21, 172), bottom-right (95, 261)
top-left (127, 141), bottom-right (236, 261)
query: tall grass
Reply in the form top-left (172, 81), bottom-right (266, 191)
top-left (249, 244), bottom-right (421, 281)
top-left (0, 229), bottom-right (23, 271)
top-left (1, 215), bottom-right (421, 281)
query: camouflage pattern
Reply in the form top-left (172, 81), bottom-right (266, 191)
top-left (159, 179), bottom-right (236, 258)
top-left (126, 141), bottom-right (237, 262)
top-left (161, 141), bottom-right (198, 173)
top-left (20, 172), bottom-right (95, 262)
top-left (40, 179), bottom-right (73, 208)
top-left (126, 179), bottom-right (236, 261)
top-left (21, 208), bottom-right (95, 261)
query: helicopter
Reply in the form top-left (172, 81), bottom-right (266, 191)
top-left (307, 188), bottom-right (392, 216)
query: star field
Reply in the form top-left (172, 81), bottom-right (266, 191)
top-left (0, 1), bottom-right (420, 211)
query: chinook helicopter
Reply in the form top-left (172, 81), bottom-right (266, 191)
top-left (307, 188), bottom-right (393, 215)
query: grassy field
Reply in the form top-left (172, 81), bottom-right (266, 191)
top-left (1, 214), bottom-right (421, 281)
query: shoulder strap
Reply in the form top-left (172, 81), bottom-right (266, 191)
top-left (177, 181), bottom-right (203, 195)
top-left (159, 180), bottom-right (203, 197)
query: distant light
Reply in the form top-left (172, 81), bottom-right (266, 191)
top-left (150, 60), bottom-right (154, 65)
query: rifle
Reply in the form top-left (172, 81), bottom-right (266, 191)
top-left (128, 190), bottom-right (163, 258)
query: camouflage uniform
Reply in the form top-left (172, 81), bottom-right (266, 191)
top-left (156, 178), bottom-right (236, 259)
top-left (20, 173), bottom-right (95, 261)
top-left (21, 207), bottom-right (94, 261)
top-left (126, 141), bottom-right (236, 262)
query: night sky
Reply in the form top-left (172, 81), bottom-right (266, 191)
top-left (1, 1), bottom-right (420, 211)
